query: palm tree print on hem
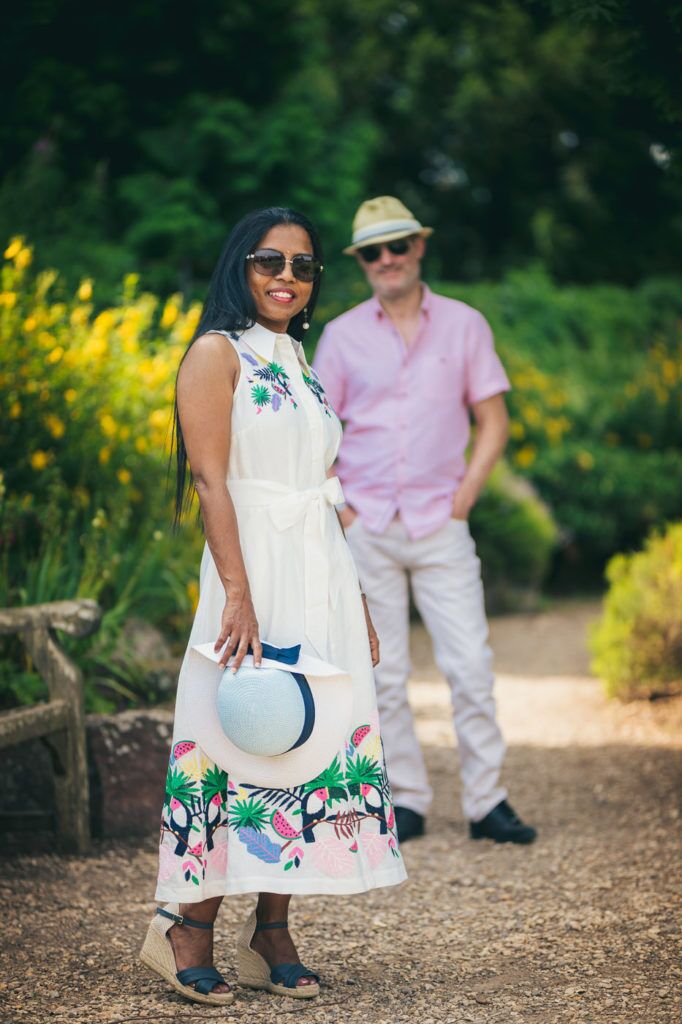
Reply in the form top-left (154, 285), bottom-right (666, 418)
top-left (227, 721), bottom-right (400, 876)
top-left (159, 741), bottom-right (228, 887)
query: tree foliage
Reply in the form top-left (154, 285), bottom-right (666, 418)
top-left (1, 1), bottom-right (680, 295)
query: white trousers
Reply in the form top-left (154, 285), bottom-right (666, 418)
top-left (345, 516), bottom-right (507, 822)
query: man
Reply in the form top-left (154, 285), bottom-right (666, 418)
top-left (313, 196), bottom-right (536, 845)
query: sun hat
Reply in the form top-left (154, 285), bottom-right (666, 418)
top-left (343, 195), bottom-right (433, 255)
top-left (184, 640), bottom-right (353, 787)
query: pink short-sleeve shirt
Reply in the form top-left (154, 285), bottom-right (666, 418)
top-left (312, 284), bottom-right (510, 540)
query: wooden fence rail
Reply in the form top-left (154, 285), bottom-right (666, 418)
top-left (0, 599), bottom-right (102, 853)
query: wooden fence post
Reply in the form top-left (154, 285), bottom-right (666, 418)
top-left (0, 599), bottom-right (102, 854)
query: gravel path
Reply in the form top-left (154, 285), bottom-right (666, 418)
top-left (2, 603), bottom-right (680, 1024)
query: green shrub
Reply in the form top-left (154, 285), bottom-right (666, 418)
top-left (590, 523), bottom-right (682, 699)
top-left (471, 461), bottom-right (558, 611)
top-left (437, 268), bottom-right (682, 575)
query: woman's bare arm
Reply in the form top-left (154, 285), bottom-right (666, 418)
top-left (177, 333), bottom-right (262, 670)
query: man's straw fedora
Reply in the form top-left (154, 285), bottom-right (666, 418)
top-left (343, 195), bottom-right (433, 255)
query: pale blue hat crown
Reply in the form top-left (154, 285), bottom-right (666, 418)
top-left (216, 666), bottom-right (314, 757)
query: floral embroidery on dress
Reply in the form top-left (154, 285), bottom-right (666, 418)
top-left (239, 349), bottom-right (299, 414)
top-left (302, 369), bottom-right (332, 417)
top-left (159, 741), bottom-right (228, 887)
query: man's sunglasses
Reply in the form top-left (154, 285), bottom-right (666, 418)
top-left (246, 248), bottom-right (324, 283)
top-left (357, 238), bottom-right (413, 263)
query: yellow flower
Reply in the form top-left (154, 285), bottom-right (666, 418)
top-left (15, 247), bottom-right (33, 270)
top-left (187, 580), bottom-right (199, 614)
top-left (117, 468), bottom-right (132, 485)
top-left (521, 403), bottom-right (541, 427)
top-left (99, 413), bottom-right (117, 437)
top-left (178, 305), bottom-right (201, 344)
top-left (134, 436), bottom-right (148, 453)
top-left (70, 306), bottom-right (89, 328)
top-left (23, 316), bottom-right (37, 331)
top-left (123, 273), bottom-right (140, 300)
top-left (30, 450), bottom-right (50, 470)
top-left (47, 345), bottom-right (64, 364)
top-left (64, 388), bottom-right (78, 403)
top-left (119, 425), bottom-right (131, 440)
top-left (149, 408), bottom-right (170, 429)
top-left (45, 414), bottom-right (65, 439)
top-left (99, 447), bottom-right (111, 465)
top-left (93, 310), bottom-right (115, 335)
top-left (36, 269), bottom-right (57, 298)
top-left (77, 279), bottom-right (93, 302)
top-left (9, 400), bottom-right (21, 419)
top-left (576, 450), bottom-right (595, 470)
top-left (514, 445), bottom-right (537, 468)
top-left (662, 360), bottom-right (677, 385)
top-left (160, 299), bottom-right (179, 329)
top-left (4, 238), bottom-right (22, 260)
top-left (38, 330), bottom-right (56, 349)
top-left (83, 335), bottom-right (108, 359)
top-left (0, 291), bottom-right (17, 308)
top-left (509, 420), bottom-right (525, 440)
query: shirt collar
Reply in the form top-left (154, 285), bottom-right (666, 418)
top-left (239, 322), bottom-right (303, 364)
top-left (371, 282), bottom-right (432, 320)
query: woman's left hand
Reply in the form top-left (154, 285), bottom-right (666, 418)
top-left (362, 594), bottom-right (380, 667)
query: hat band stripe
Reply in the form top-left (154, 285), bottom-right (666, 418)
top-left (353, 218), bottom-right (422, 245)
top-left (249, 640), bottom-right (301, 665)
top-left (287, 673), bottom-right (316, 752)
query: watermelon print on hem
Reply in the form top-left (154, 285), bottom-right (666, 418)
top-left (155, 322), bottom-right (406, 901)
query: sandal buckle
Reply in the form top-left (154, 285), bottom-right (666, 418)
top-left (171, 912), bottom-right (184, 926)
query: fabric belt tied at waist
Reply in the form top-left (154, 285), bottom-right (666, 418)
top-left (228, 476), bottom-right (345, 657)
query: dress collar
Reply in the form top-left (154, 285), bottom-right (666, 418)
top-left (238, 322), bottom-right (303, 364)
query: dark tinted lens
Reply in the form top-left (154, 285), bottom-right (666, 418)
top-left (251, 249), bottom-right (285, 276)
top-left (387, 238), bottom-right (410, 255)
top-left (291, 254), bottom-right (322, 282)
top-left (357, 244), bottom-right (381, 263)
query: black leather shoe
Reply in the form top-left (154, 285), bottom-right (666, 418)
top-left (394, 806), bottom-right (425, 843)
top-left (469, 800), bottom-right (536, 844)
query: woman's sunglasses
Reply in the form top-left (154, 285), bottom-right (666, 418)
top-left (246, 248), bottom-right (324, 283)
top-left (357, 238), bottom-right (413, 263)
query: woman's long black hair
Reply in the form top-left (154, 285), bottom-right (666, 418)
top-left (172, 206), bottom-right (324, 525)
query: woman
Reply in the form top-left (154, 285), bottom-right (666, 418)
top-left (140, 207), bottom-right (407, 1006)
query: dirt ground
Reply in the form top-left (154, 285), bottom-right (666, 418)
top-left (2, 601), bottom-right (681, 1024)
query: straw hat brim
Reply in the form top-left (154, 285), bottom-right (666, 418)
top-left (343, 225), bottom-right (433, 255)
top-left (184, 644), bottom-right (354, 787)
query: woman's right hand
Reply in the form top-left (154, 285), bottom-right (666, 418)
top-left (214, 584), bottom-right (262, 671)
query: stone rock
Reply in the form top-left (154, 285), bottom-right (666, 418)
top-left (87, 708), bottom-right (174, 838)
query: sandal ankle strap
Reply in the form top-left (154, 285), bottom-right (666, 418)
top-left (157, 907), bottom-right (213, 930)
top-left (255, 919), bottom-right (288, 931)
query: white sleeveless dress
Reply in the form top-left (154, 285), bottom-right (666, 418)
top-left (155, 323), bottom-right (407, 899)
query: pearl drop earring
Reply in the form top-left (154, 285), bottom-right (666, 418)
top-left (302, 307), bottom-right (310, 331)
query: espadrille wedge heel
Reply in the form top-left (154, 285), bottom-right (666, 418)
top-left (139, 903), bottom-right (234, 1006)
top-left (236, 910), bottom-right (320, 999)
